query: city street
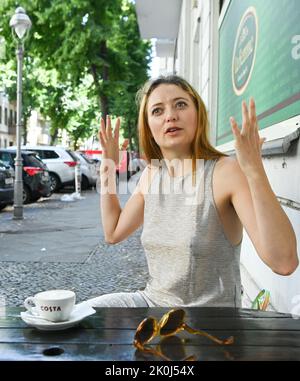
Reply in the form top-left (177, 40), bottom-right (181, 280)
top-left (0, 173), bottom-right (148, 307)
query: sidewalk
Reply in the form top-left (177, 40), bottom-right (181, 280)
top-left (0, 173), bottom-right (148, 306)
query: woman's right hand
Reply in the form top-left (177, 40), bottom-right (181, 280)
top-left (99, 116), bottom-right (121, 166)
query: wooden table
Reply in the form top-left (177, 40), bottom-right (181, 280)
top-left (0, 306), bottom-right (300, 361)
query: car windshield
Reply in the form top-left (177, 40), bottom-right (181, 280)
top-left (66, 150), bottom-right (78, 162)
top-left (79, 153), bottom-right (95, 164)
top-left (0, 160), bottom-right (7, 169)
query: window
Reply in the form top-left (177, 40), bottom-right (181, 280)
top-left (4, 108), bottom-right (7, 125)
top-left (23, 153), bottom-right (45, 167)
top-left (14, 111), bottom-right (17, 124)
top-left (29, 149), bottom-right (44, 159)
top-left (9, 110), bottom-right (13, 125)
top-left (42, 150), bottom-right (59, 159)
top-left (0, 106), bottom-right (2, 124)
top-left (66, 150), bottom-right (78, 161)
top-left (0, 152), bottom-right (12, 166)
top-left (80, 153), bottom-right (95, 164)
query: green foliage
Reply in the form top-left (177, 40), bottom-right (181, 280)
top-left (0, 0), bottom-right (151, 148)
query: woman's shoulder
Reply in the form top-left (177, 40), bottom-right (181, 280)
top-left (214, 156), bottom-right (246, 193)
top-left (215, 155), bottom-right (241, 173)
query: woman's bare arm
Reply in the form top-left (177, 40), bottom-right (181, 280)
top-left (229, 99), bottom-right (298, 275)
top-left (227, 158), bottom-right (298, 275)
top-left (99, 164), bottom-right (143, 244)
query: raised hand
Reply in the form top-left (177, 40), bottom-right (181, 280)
top-left (98, 116), bottom-right (121, 165)
top-left (230, 98), bottom-right (266, 177)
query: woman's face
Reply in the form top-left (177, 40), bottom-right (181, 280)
top-left (146, 84), bottom-right (198, 159)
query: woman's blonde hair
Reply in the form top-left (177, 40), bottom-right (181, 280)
top-left (137, 75), bottom-right (227, 174)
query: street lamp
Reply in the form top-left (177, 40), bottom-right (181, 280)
top-left (9, 7), bottom-right (32, 219)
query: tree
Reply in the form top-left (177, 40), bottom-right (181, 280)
top-left (108, 1), bottom-right (151, 151)
top-left (0, 52), bottom-right (42, 144)
top-left (0, 0), bottom-right (151, 148)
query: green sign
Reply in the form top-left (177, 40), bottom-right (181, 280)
top-left (217, 0), bottom-right (300, 145)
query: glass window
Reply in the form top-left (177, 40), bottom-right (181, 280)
top-left (4, 108), bottom-right (7, 125)
top-left (0, 151), bottom-right (13, 166)
top-left (66, 150), bottom-right (78, 161)
top-left (28, 149), bottom-right (44, 159)
top-left (42, 150), bottom-right (59, 159)
top-left (80, 153), bottom-right (95, 164)
top-left (23, 153), bottom-right (45, 167)
top-left (0, 106), bottom-right (2, 124)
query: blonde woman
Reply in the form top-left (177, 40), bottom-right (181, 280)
top-left (86, 75), bottom-right (298, 308)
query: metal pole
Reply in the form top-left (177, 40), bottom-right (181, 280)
top-left (75, 161), bottom-right (81, 195)
top-left (13, 42), bottom-right (24, 219)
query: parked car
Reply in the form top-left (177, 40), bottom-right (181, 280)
top-left (0, 159), bottom-right (14, 211)
top-left (74, 152), bottom-right (97, 190)
top-left (0, 149), bottom-right (52, 204)
top-left (12, 145), bottom-right (78, 192)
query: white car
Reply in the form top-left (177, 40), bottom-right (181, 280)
top-left (12, 145), bottom-right (78, 192)
top-left (74, 152), bottom-right (98, 190)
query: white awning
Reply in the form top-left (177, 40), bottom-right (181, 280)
top-left (135, 0), bottom-right (182, 39)
top-left (155, 39), bottom-right (176, 57)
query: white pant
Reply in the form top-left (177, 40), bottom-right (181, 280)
top-left (83, 291), bottom-right (149, 307)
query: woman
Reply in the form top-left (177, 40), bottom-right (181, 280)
top-left (87, 75), bottom-right (298, 308)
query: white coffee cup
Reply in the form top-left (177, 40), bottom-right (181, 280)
top-left (24, 290), bottom-right (76, 322)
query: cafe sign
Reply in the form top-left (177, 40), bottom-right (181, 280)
top-left (217, 0), bottom-right (300, 146)
top-left (232, 6), bottom-right (258, 96)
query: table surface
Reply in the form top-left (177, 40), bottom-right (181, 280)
top-left (0, 306), bottom-right (299, 361)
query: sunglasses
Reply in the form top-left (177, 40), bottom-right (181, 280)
top-left (133, 308), bottom-right (234, 361)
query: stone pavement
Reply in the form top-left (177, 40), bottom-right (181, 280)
top-left (0, 173), bottom-right (148, 306)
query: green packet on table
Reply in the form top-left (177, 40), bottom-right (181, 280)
top-left (251, 289), bottom-right (270, 311)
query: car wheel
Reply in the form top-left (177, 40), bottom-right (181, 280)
top-left (49, 173), bottom-right (61, 192)
top-left (81, 175), bottom-right (89, 190)
top-left (23, 185), bottom-right (32, 204)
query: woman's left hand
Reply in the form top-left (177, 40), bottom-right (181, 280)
top-left (230, 98), bottom-right (266, 177)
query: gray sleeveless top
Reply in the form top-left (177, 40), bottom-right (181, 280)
top-left (138, 158), bottom-right (242, 307)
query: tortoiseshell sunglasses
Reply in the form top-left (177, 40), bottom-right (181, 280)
top-left (133, 308), bottom-right (234, 361)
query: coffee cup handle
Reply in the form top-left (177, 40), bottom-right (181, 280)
top-left (24, 297), bottom-right (38, 315)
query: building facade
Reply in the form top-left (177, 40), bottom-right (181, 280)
top-left (0, 92), bottom-right (53, 148)
top-left (0, 92), bottom-right (17, 148)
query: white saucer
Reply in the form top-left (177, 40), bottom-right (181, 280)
top-left (20, 303), bottom-right (96, 331)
